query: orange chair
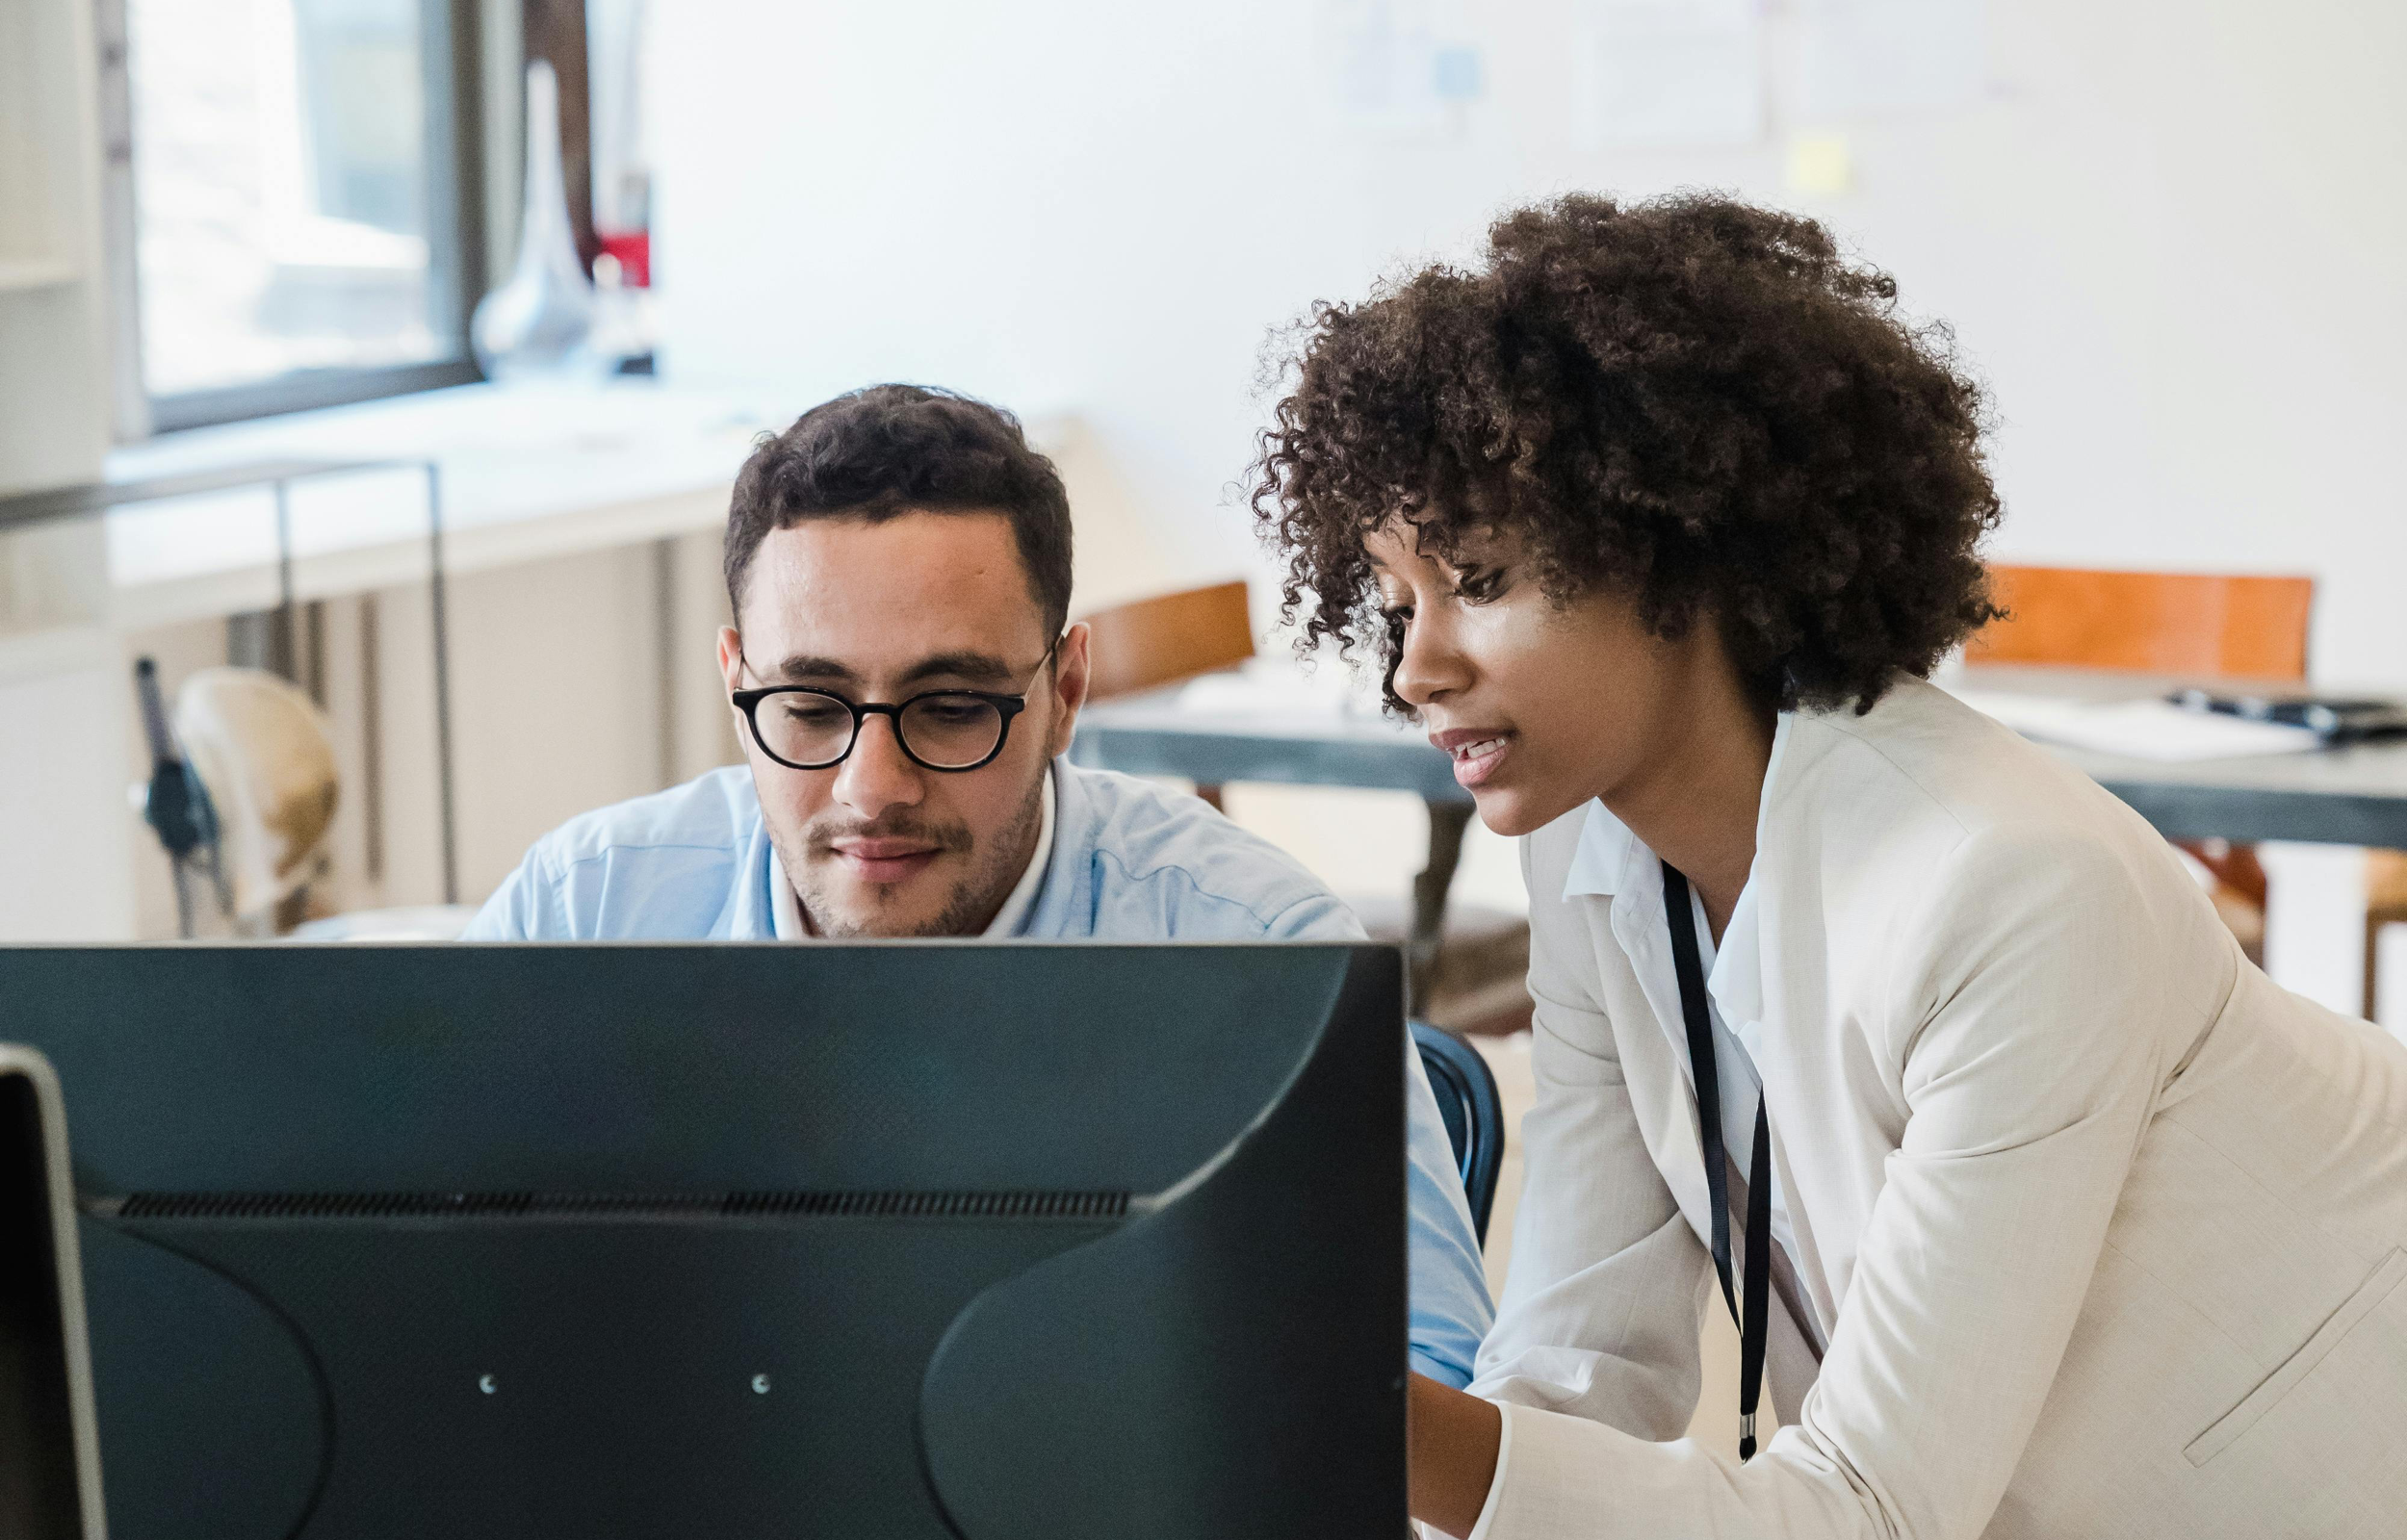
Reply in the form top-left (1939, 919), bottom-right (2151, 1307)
top-left (1080, 580), bottom-right (1255, 810)
top-left (1080, 579), bottom-right (1258, 706)
top-left (1077, 580), bottom-right (1532, 1036)
top-left (1967, 566), bottom-right (2315, 680)
top-left (1966, 565), bottom-right (2332, 965)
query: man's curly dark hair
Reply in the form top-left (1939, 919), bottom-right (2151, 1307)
top-left (1250, 192), bottom-right (2004, 713)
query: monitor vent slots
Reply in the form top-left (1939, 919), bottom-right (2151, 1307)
top-left (108, 1189), bottom-right (1132, 1221)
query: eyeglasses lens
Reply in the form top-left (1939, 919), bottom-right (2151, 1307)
top-left (897, 695), bottom-right (1007, 768)
top-left (758, 693), bottom-right (858, 768)
top-left (755, 692), bottom-right (1007, 770)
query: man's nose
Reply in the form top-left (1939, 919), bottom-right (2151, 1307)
top-left (831, 714), bottom-right (925, 818)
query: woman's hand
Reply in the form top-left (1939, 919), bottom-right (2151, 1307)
top-left (1409, 1372), bottom-right (1503, 1538)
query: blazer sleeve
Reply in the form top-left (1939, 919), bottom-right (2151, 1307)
top-left (1469, 823), bottom-right (2170, 1540)
top-left (1464, 837), bottom-right (1712, 1442)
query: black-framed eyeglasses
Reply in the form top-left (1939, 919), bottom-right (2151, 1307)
top-left (731, 636), bottom-right (1063, 773)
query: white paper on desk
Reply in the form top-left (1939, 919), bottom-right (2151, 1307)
top-left (1176, 661), bottom-right (1385, 721)
top-left (1574, 0), bottom-right (1765, 148)
top-left (1950, 690), bottom-right (2321, 761)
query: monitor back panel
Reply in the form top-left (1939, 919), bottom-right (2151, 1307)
top-left (0, 943), bottom-right (1408, 1539)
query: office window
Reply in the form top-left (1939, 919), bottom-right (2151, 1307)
top-left (118, 0), bottom-right (483, 429)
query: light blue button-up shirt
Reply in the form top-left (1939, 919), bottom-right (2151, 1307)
top-left (464, 757), bottom-right (1495, 1384)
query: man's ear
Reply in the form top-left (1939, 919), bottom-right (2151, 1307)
top-left (712, 626), bottom-right (761, 765)
top-left (716, 627), bottom-right (753, 747)
top-left (1047, 622), bottom-right (1092, 757)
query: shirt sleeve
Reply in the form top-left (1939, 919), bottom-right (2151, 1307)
top-left (1402, 1034), bottom-right (1497, 1385)
top-left (455, 846), bottom-right (561, 940)
top-left (1265, 890), bottom-right (1498, 1388)
top-left (1470, 824), bottom-right (2171, 1540)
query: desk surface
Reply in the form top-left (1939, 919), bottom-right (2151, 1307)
top-left (1073, 665), bottom-right (2407, 848)
top-left (2006, 715), bottom-right (2407, 850)
top-left (1073, 684), bottom-right (1468, 804)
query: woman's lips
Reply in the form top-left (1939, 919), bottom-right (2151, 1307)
top-left (1434, 732), bottom-right (1512, 789)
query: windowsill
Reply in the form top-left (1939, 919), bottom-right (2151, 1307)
top-left (99, 376), bottom-right (794, 629)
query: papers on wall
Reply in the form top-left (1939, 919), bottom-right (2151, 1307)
top-left (1785, 131), bottom-right (1854, 195)
top-left (1574, 0), bottom-right (1766, 148)
top-left (1793, 0), bottom-right (1987, 120)
top-left (1320, 0), bottom-right (1486, 136)
top-left (1949, 689), bottom-right (2323, 762)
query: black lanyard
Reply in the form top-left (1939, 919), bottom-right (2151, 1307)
top-left (1662, 860), bottom-right (1773, 1461)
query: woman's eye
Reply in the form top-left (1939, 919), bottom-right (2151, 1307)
top-left (1453, 567), bottom-right (1508, 603)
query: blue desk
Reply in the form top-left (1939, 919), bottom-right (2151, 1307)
top-left (1071, 683), bottom-right (1472, 999)
top-left (1075, 671), bottom-right (2407, 849)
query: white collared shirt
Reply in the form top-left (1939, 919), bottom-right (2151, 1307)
top-left (1676, 878), bottom-right (1803, 1278)
top-left (1558, 740), bottom-right (1813, 1329)
top-left (769, 771), bottom-right (1057, 940)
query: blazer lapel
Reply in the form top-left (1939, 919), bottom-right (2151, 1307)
top-left (1608, 915), bottom-right (1718, 1237)
top-left (1561, 799), bottom-right (1722, 1247)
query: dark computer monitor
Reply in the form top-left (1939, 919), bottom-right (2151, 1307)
top-left (0, 942), bottom-right (1407, 1539)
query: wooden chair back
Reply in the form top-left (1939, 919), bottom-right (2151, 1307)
top-left (1079, 579), bottom-right (1255, 702)
top-left (1966, 565), bottom-right (2314, 682)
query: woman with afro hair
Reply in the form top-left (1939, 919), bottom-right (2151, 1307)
top-left (1254, 192), bottom-right (2407, 1539)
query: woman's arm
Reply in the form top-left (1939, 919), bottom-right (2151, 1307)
top-left (1412, 836), bottom-right (1715, 1531)
top-left (1465, 983), bottom-right (1717, 1433)
top-left (1411, 1373), bottom-right (1503, 1537)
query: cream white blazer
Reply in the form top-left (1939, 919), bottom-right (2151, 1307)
top-left (1464, 678), bottom-right (2407, 1539)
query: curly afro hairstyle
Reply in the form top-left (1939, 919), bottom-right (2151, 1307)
top-left (1251, 192), bottom-right (2003, 714)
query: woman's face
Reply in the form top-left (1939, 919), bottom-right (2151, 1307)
top-left (1364, 520), bottom-right (1699, 838)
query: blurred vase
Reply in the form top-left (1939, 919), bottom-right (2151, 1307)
top-left (472, 60), bottom-right (595, 378)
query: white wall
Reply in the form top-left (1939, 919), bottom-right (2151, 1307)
top-left (0, 0), bottom-right (111, 497)
top-left (0, 636), bottom-right (137, 940)
top-left (648, 0), bottom-right (2407, 685)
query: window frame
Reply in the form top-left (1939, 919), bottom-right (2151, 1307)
top-left (106, 0), bottom-right (491, 435)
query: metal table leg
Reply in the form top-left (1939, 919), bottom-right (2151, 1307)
top-left (1409, 799), bottom-right (1472, 1012)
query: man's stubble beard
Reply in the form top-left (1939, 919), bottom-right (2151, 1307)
top-left (772, 765), bottom-right (1048, 939)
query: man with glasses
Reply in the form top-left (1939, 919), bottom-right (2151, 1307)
top-left (464, 383), bottom-right (1492, 1387)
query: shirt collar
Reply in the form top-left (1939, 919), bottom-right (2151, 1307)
top-left (1560, 715), bottom-right (1793, 1028)
top-left (1562, 800), bottom-right (1641, 900)
top-left (984, 769), bottom-right (1056, 937)
top-left (770, 768), bottom-right (1057, 940)
top-left (1559, 712), bottom-right (1798, 903)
